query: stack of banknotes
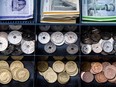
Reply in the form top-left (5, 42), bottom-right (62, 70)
top-left (0, 0), bottom-right (34, 20)
top-left (40, 0), bottom-right (80, 23)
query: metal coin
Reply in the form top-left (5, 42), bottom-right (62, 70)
top-left (64, 32), bottom-right (78, 44)
top-left (92, 43), bottom-right (102, 53)
top-left (37, 61), bottom-right (48, 72)
top-left (44, 42), bottom-right (56, 54)
top-left (12, 45), bottom-right (23, 55)
top-left (9, 25), bottom-right (22, 30)
top-left (81, 44), bottom-right (92, 54)
top-left (0, 25), bottom-right (9, 30)
top-left (0, 37), bottom-right (8, 51)
top-left (39, 25), bottom-right (50, 31)
top-left (64, 25), bottom-right (77, 31)
top-left (66, 44), bottom-right (78, 54)
top-left (90, 33), bottom-right (101, 43)
top-left (113, 41), bottom-right (116, 51)
top-left (38, 32), bottom-right (50, 44)
top-left (51, 25), bottom-right (64, 31)
top-left (101, 32), bottom-right (111, 40)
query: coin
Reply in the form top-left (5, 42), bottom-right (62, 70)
top-left (0, 56), bottom-right (9, 60)
top-left (16, 68), bottom-right (30, 82)
top-left (65, 61), bottom-right (78, 76)
top-left (91, 62), bottom-right (103, 74)
top-left (102, 41), bottom-right (113, 53)
top-left (38, 32), bottom-right (50, 44)
top-left (39, 25), bottom-right (50, 31)
top-left (0, 69), bottom-right (12, 84)
top-left (112, 62), bottom-right (116, 67)
top-left (43, 67), bottom-right (57, 83)
top-left (58, 72), bottom-right (70, 84)
top-left (92, 43), bottom-right (102, 53)
top-left (0, 25), bottom-right (9, 30)
top-left (21, 40), bottom-right (35, 54)
top-left (64, 25), bottom-right (77, 31)
top-left (44, 42), bottom-right (56, 54)
top-left (81, 72), bottom-right (94, 83)
top-left (0, 37), bottom-right (8, 51)
top-left (64, 32), bottom-right (78, 44)
top-left (51, 32), bottom-right (64, 46)
top-left (53, 56), bottom-right (64, 60)
top-left (0, 61), bottom-right (9, 69)
top-left (66, 44), bottom-right (78, 54)
top-left (11, 56), bottom-right (24, 60)
top-left (52, 61), bottom-right (65, 73)
top-left (81, 62), bottom-right (91, 72)
top-left (91, 33), bottom-right (101, 42)
top-left (38, 56), bottom-right (49, 61)
top-left (37, 61), bottom-right (48, 72)
top-left (8, 31), bottom-right (22, 45)
top-left (91, 28), bottom-right (100, 34)
top-left (104, 65), bottom-right (116, 80)
top-left (51, 25), bottom-right (64, 31)
top-left (0, 32), bottom-right (8, 39)
top-left (108, 75), bottom-right (116, 83)
top-left (113, 41), bottom-right (116, 51)
top-left (101, 32), bottom-right (111, 40)
top-left (10, 61), bottom-right (24, 71)
top-left (95, 72), bottom-right (107, 83)
top-left (81, 44), bottom-right (92, 54)
top-left (9, 25), bottom-right (22, 30)
top-left (65, 56), bottom-right (77, 60)
top-left (102, 62), bottom-right (111, 71)
top-left (12, 45), bottom-right (23, 55)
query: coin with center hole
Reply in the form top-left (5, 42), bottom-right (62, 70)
top-left (38, 32), bottom-right (50, 44)
top-left (92, 43), bottom-right (102, 53)
top-left (66, 44), bottom-right (78, 54)
top-left (81, 44), bottom-right (92, 54)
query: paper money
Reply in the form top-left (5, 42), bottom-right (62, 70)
top-left (0, 0), bottom-right (34, 20)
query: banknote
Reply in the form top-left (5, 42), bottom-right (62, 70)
top-left (0, 0), bottom-right (34, 20)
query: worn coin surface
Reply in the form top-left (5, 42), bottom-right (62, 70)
top-left (92, 43), bottom-right (102, 53)
top-left (37, 61), bottom-right (48, 72)
top-left (0, 61), bottom-right (9, 69)
top-left (102, 62), bottom-right (111, 71)
top-left (81, 44), bottom-right (92, 54)
top-left (66, 44), bottom-right (78, 54)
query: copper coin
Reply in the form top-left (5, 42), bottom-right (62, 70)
top-left (108, 76), bottom-right (116, 83)
top-left (102, 62), bottom-right (111, 71)
top-left (104, 65), bottom-right (116, 80)
top-left (95, 72), bottom-right (107, 83)
top-left (91, 62), bottom-right (103, 74)
top-left (82, 72), bottom-right (94, 83)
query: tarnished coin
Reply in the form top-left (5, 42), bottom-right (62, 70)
top-left (39, 25), bottom-right (50, 31)
top-left (38, 32), bottom-right (50, 44)
top-left (37, 61), bottom-right (48, 72)
top-left (58, 72), bottom-right (70, 84)
top-left (51, 25), bottom-right (64, 31)
top-left (16, 68), bottom-right (30, 82)
top-left (43, 67), bottom-right (57, 83)
top-left (92, 43), bottom-right (102, 53)
top-left (104, 65), bottom-right (116, 80)
top-left (44, 42), bottom-right (56, 54)
top-left (53, 56), bottom-right (64, 60)
top-left (102, 62), bottom-right (111, 71)
top-left (64, 32), bottom-right (78, 44)
top-left (95, 72), bottom-right (107, 83)
top-left (10, 61), bottom-right (24, 71)
top-left (1, 44), bottom-right (14, 55)
top-left (0, 56), bottom-right (9, 60)
top-left (81, 62), bottom-right (91, 72)
top-left (51, 32), bottom-right (64, 46)
top-left (66, 44), bottom-right (78, 54)
top-left (38, 56), bottom-right (49, 61)
top-left (102, 41), bottom-right (113, 53)
top-left (65, 61), bottom-right (78, 76)
top-left (0, 61), bottom-right (9, 69)
top-left (21, 40), bottom-right (35, 54)
top-left (64, 25), bottom-right (77, 31)
top-left (101, 32), bottom-right (111, 40)
top-left (91, 33), bottom-right (101, 42)
top-left (81, 44), bottom-right (92, 54)
top-left (0, 25), bottom-right (9, 30)
top-left (9, 25), bottom-right (22, 30)
top-left (11, 56), bottom-right (24, 60)
top-left (0, 37), bottom-right (8, 51)
top-left (52, 61), bottom-right (65, 73)
top-left (8, 31), bottom-right (22, 45)
top-left (0, 69), bottom-right (12, 84)
top-left (81, 72), bottom-right (94, 83)
top-left (91, 62), bottom-right (103, 74)
top-left (65, 56), bottom-right (77, 61)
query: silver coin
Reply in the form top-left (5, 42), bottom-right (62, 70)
top-left (9, 25), bottom-right (22, 30)
top-left (39, 25), bottom-right (50, 31)
top-left (64, 25), bottom-right (77, 31)
top-left (81, 44), bottom-right (92, 54)
top-left (44, 42), bottom-right (56, 54)
top-left (51, 32), bottom-right (64, 46)
top-left (51, 25), bottom-right (64, 31)
top-left (92, 43), bottom-right (102, 53)
top-left (0, 37), bottom-right (8, 51)
top-left (66, 44), bottom-right (78, 54)
top-left (102, 41), bottom-right (113, 53)
top-left (8, 31), bottom-right (22, 45)
top-left (38, 32), bottom-right (50, 44)
top-left (64, 32), bottom-right (78, 44)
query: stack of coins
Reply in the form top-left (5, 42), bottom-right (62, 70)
top-left (39, 25), bottom-right (77, 32)
top-left (81, 61), bottom-right (116, 84)
top-left (0, 61), bottom-right (30, 84)
top-left (81, 28), bottom-right (116, 55)
top-left (0, 25), bottom-right (35, 55)
top-left (38, 31), bottom-right (78, 54)
top-left (37, 61), bottom-right (78, 84)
